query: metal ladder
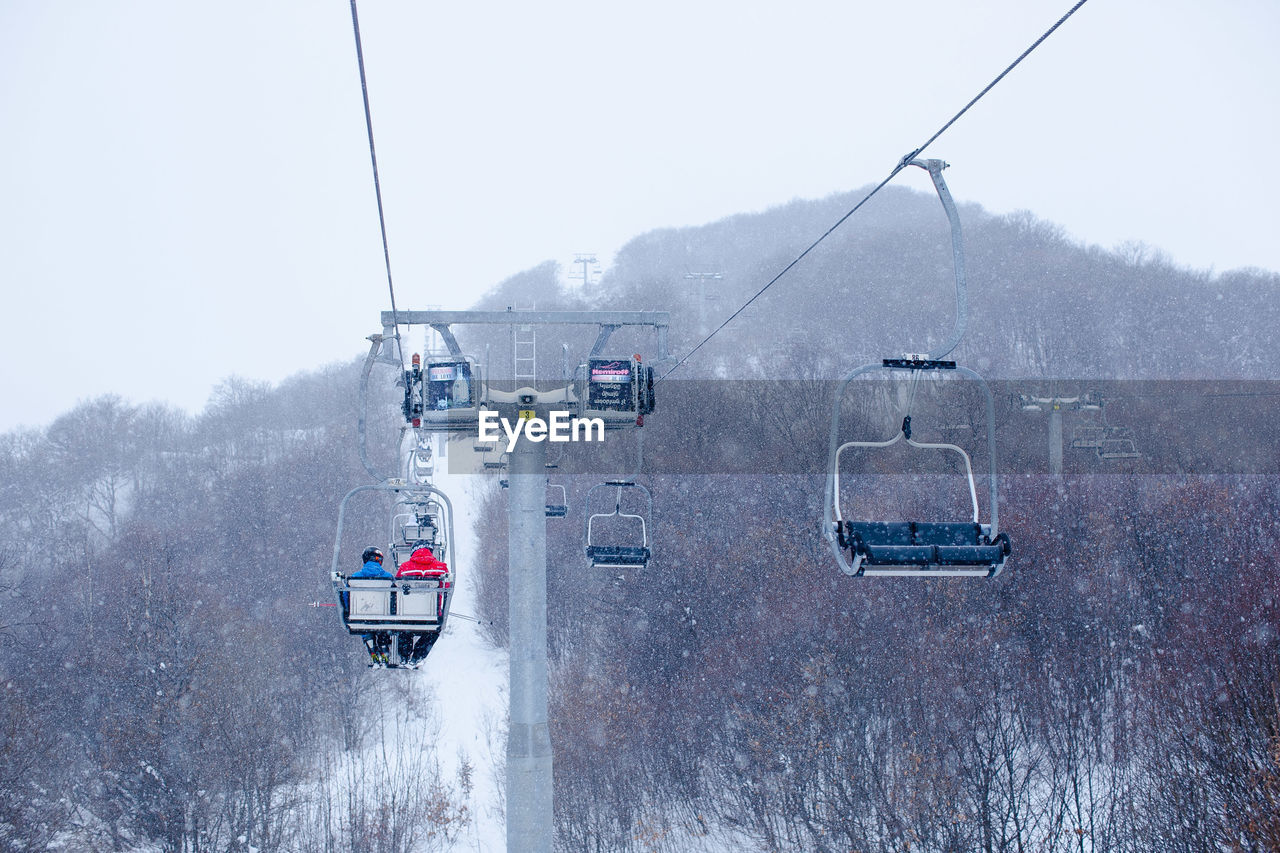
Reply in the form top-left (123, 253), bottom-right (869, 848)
top-left (513, 322), bottom-right (536, 385)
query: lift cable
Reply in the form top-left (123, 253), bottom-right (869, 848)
top-left (657, 0), bottom-right (1091, 382)
top-left (349, 0), bottom-right (405, 367)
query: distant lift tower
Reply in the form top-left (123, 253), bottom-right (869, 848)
top-left (382, 309), bottom-right (667, 853)
top-left (684, 271), bottom-right (724, 336)
top-left (1019, 392), bottom-right (1101, 476)
top-left (569, 253), bottom-right (601, 289)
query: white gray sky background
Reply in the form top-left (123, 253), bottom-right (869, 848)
top-left (2, 0), bottom-right (1277, 432)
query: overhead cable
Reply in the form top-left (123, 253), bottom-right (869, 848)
top-left (349, 0), bottom-right (405, 366)
top-left (658, 0), bottom-right (1092, 381)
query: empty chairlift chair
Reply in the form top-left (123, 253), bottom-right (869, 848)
top-left (545, 483), bottom-right (568, 518)
top-left (823, 362), bottom-right (1011, 578)
top-left (819, 159), bottom-right (1010, 579)
top-left (584, 480), bottom-right (652, 569)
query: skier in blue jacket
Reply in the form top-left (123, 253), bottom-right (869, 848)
top-left (353, 546), bottom-right (392, 579)
top-left (351, 546), bottom-right (393, 664)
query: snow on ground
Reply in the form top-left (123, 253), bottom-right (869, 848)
top-left (389, 454), bottom-right (508, 852)
top-left (377, 442), bottom-right (757, 853)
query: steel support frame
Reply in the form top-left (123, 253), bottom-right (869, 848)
top-left (383, 310), bottom-right (670, 363)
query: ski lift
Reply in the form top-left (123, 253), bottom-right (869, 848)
top-left (545, 483), bottom-right (568, 518)
top-left (584, 480), bottom-right (652, 569)
top-left (408, 439), bottom-right (435, 481)
top-left (1073, 399), bottom-right (1140, 459)
top-left (821, 159), bottom-right (1009, 578)
top-left (329, 481), bottom-right (456, 668)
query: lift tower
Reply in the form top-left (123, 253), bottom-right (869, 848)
top-left (1018, 392), bottom-right (1101, 475)
top-left (381, 309), bottom-right (667, 853)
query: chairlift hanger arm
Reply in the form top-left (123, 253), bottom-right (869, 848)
top-left (583, 480), bottom-right (654, 551)
top-left (590, 324), bottom-right (622, 358)
top-left (429, 323), bottom-right (464, 358)
top-left (906, 158), bottom-right (967, 362)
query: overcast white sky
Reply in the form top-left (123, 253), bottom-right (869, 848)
top-left (2, 0), bottom-right (1277, 431)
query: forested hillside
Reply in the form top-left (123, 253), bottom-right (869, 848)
top-left (2, 186), bottom-right (1277, 851)
top-left (0, 367), bottom-right (468, 850)
top-left (470, 188), bottom-right (1280, 850)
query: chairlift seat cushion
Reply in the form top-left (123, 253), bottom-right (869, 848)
top-left (844, 521), bottom-right (913, 546)
top-left (586, 545), bottom-right (651, 567)
top-left (862, 544), bottom-right (936, 564)
top-left (839, 521), bottom-right (1009, 570)
top-left (912, 522), bottom-right (985, 546)
top-left (934, 544), bottom-right (1008, 565)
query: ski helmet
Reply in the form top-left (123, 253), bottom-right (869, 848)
top-left (362, 546), bottom-right (384, 564)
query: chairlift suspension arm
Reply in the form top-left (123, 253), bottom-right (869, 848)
top-left (907, 159), bottom-right (967, 361)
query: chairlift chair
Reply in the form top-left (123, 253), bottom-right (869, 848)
top-left (406, 436), bottom-right (435, 481)
top-left (545, 483), bottom-right (568, 518)
top-left (404, 354), bottom-right (485, 430)
top-left (576, 356), bottom-right (656, 426)
top-left (584, 480), bottom-right (653, 569)
top-left (388, 500), bottom-right (445, 567)
top-left (821, 159), bottom-right (1010, 578)
top-left (823, 362), bottom-right (1010, 578)
top-left (329, 482), bottom-right (457, 667)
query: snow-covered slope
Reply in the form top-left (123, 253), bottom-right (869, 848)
top-left (393, 465), bottom-right (507, 852)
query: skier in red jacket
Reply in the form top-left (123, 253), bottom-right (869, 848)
top-left (395, 545), bottom-right (450, 663)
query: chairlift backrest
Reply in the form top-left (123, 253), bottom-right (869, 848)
top-left (348, 578), bottom-right (393, 617)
